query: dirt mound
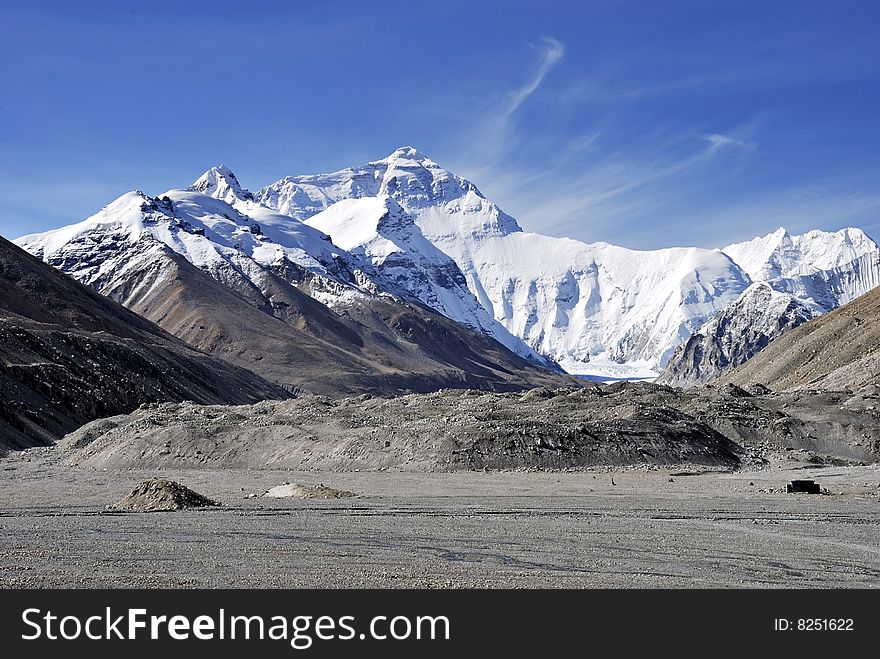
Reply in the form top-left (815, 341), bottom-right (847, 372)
top-left (719, 383), bottom-right (752, 398)
top-left (745, 383), bottom-right (772, 396)
top-left (263, 483), bottom-right (357, 499)
top-left (110, 478), bottom-right (220, 511)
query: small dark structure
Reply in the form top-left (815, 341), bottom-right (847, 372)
top-left (787, 479), bottom-right (821, 494)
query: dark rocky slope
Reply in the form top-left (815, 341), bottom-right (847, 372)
top-left (0, 236), bottom-right (289, 450)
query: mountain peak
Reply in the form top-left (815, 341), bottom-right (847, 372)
top-left (189, 165), bottom-right (253, 202)
top-left (836, 226), bottom-right (876, 244)
top-left (193, 163), bottom-right (239, 184)
top-left (376, 146), bottom-right (436, 166)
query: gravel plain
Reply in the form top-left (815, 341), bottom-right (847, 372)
top-left (1, 448), bottom-right (877, 588)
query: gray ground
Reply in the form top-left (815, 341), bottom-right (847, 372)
top-left (57, 384), bottom-right (880, 473)
top-left (2, 448), bottom-right (877, 588)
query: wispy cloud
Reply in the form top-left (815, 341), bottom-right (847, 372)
top-left (471, 132), bottom-right (753, 246)
top-left (440, 38), bottom-right (779, 249)
top-left (504, 37), bottom-right (565, 120)
top-left (459, 37), bottom-right (566, 167)
top-left (702, 133), bottom-right (756, 152)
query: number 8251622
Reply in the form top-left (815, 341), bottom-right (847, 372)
top-left (774, 618), bottom-right (854, 631)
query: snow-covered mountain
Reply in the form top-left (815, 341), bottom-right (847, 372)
top-left (258, 147), bottom-right (752, 378)
top-left (300, 194), bottom-right (540, 360)
top-left (15, 184), bottom-right (568, 394)
top-left (658, 228), bottom-right (880, 386)
top-left (722, 226), bottom-right (880, 312)
top-left (178, 162), bottom-right (546, 364)
top-left (189, 164), bottom-right (255, 205)
top-left (744, 243), bottom-right (880, 313)
top-left (16, 187), bottom-right (379, 306)
top-left (15, 147), bottom-right (880, 382)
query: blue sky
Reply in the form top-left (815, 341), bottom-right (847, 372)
top-left (1, 0), bottom-right (879, 249)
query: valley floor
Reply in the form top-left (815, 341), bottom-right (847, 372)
top-left (1, 450), bottom-right (877, 588)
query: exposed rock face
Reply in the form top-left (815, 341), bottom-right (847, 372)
top-left (720, 285), bottom-right (880, 392)
top-left (0, 236), bottom-right (290, 451)
top-left (661, 229), bottom-right (880, 386)
top-left (657, 283), bottom-right (815, 387)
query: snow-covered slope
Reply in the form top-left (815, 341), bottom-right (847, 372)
top-left (259, 147), bottom-right (521, 232)
top-left (189, 164), bottom-right (255, 205)
top-left (185, 164), bottom-right (546, 364)
top-left (421, 227), bottom-right (751, 377)
top-left (260, 147), bottom-right (752, 377)
top-left (303, 194), bottom-right (548, 363)
top-left (15, 184), bottom-right (391, 312)
top-left (188, 166), bottom-right (348, 281)
top-left (763, 249), bottom-right (880, 312)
